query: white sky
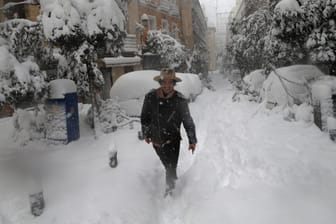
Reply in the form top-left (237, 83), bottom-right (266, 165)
top-left (200, 0), bottom-right (237, 26)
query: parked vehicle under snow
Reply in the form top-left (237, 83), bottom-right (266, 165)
top-left (261, 65), bottom-right (325, 107)
top-left (110, 70), bottom-right (202, 116)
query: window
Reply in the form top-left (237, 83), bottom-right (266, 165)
top-left (148, 15), bottom-right (157, 30)
top-left (171, 23), bottom-right (178, 39)
top-left (161, 19), bottom-right (169, 33)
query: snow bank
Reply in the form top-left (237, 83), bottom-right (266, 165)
top-left (261, 65), bottom-right (325, 106)
top-left (294, 103), bottom-right (313, 123)
top-left (243, 69), bottom-right (266, 93)
top-left (110, 70), bottom-right (202, 116)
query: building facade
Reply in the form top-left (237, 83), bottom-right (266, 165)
top-left (1, 0), bottom-right (40, 21)
top-left (126, 0), bottom-right (208, 74)
top-left (207, 26), bottom-right (216, 71)
top-left (1, 0), bottom-right (208, 103)
top-left (216, 12), bottom-right (230, 56)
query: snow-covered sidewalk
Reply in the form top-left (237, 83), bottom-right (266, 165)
top-left (0, 72), bottom-right (336, 224)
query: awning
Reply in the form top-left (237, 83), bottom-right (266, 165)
top-left (101, 56), bottom-right (141, 68)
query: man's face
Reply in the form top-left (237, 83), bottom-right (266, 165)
top-left (159, 79), bottom-right (175, 94)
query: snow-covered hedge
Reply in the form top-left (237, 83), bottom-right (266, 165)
top-left (110, 70), bottom-right (202, 116)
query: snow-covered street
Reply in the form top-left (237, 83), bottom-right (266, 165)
top-left (1, 72), bottom-right (336, 224)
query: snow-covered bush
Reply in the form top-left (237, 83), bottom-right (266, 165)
top-left (266, 0), bottom-right (308, 67)
top-left (0, 18), bottom-right (53, 107)
top-left (232, 69), bottom-right (266, 103)
top-left (56, 43), bottom-right (105, 98)
top-left (281, 103), bottom-right (313, 123)
top-left (187, 44), bottom-right (209, 76)
top-left (40, 0), bottom-right (126, 99)
top-left (294, 103), bottom-right (314, 122)
top-left (303, 0), bottom-right (336, 75)
top-left (41, 0), bottom-right (125, 53)
top-left (244, 69), bottom-right (267, 94)
top-left (228, 8), bottom-right (272, 75)
top-left (241, 69), bottom-right (267, 102)
top-left (86, 98), bottom-right (137, 133)
top-left (0, 45), bottom-right (47, 107)
top-left (143, 30), bottom-right (188, 69)
top-left (12, 105), bottom-right (46, 146)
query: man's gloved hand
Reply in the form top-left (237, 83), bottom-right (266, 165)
top-left (144, 138), bottom-right (152, 144)
top-left (189, 144), bottom-right (196, 154)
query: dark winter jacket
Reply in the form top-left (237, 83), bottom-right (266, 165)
top-left (141, 89), bottom-right (197, 145)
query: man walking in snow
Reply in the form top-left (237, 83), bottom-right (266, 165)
top-left (141, 68), bottom-right (197, 196)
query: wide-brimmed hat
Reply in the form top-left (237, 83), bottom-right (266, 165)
top-left (153, 68), bottom-right (182, 82)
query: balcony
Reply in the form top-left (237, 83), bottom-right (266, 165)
top-left (122, 34), bottom-right (138, 55)
top-left (159, 0), bottom-right (170, 12)
top-left (144, 0), bottom-right (159, 8)
top-left (169, 5), bottom-right (179, 16)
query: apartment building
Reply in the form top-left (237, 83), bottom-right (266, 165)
top-left (216, 12), bottom-right (230, 56)
top-left (1, 0), bottom-right (208, 100)
top-left (0, 0), bottom-right (40, 21)
top-left (207, 26), bottom-right (216, 71)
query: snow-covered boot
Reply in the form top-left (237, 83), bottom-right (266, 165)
top-left (164, 181), bottom-right (175, 197)
top-left (29, 191), bottom-right (45, 216)
top-left (164, 171), bottom-right (176, 197)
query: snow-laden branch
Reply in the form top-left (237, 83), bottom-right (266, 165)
top-left (0, 18), bottom-right (38, 29)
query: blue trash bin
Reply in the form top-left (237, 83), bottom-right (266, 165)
top-left (46, 79), bottom-right (80, 144)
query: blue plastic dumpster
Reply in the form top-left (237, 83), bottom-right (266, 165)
top-left (46, 79), bottom-right (80, 144)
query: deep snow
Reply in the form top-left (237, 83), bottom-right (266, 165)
top-left (0, 72), bottom-right (336, 224)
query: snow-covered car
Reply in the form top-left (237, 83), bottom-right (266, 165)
top-left (110, 70), bottom-right (203, 116)
top-left (261, 65), bottom-right (325, 107)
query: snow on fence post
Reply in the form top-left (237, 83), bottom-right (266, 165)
top-left (108, 142), bottom-right (118, 168)
top-left (46, 79), bottom-right (80, 144)
top-left (313, 101), bottom-right (322, 130)
top-left (329, 94), bottom-right (336, 141)
top-left (312, 79), bottom-right (336, 142)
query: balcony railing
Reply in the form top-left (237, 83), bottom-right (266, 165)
top-left (159, 0), bottom-right (170, 12)
top-left (145, 0), bottom-right (159, 8)
top-left (122, 34), bottom-right (138, 54)
top-left (169, 5), bottom-right (179, 16)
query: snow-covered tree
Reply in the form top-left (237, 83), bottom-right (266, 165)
top-left (185, 44), bottom-right (209, 75)
top-left (40, 0), bottom-right (126, 98)
top-left (0, 18), bottom-right (48, 108)
top-left (0, 44), bottom-right (47, 107)
top-left (303, 0), bottom-right (336, 76)
top-left (266, 0), bottom-right (308, 67)
top-left (143, 30), bottom-right (188, 70)
top-left (228, 8), bottom-right (272, 75)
